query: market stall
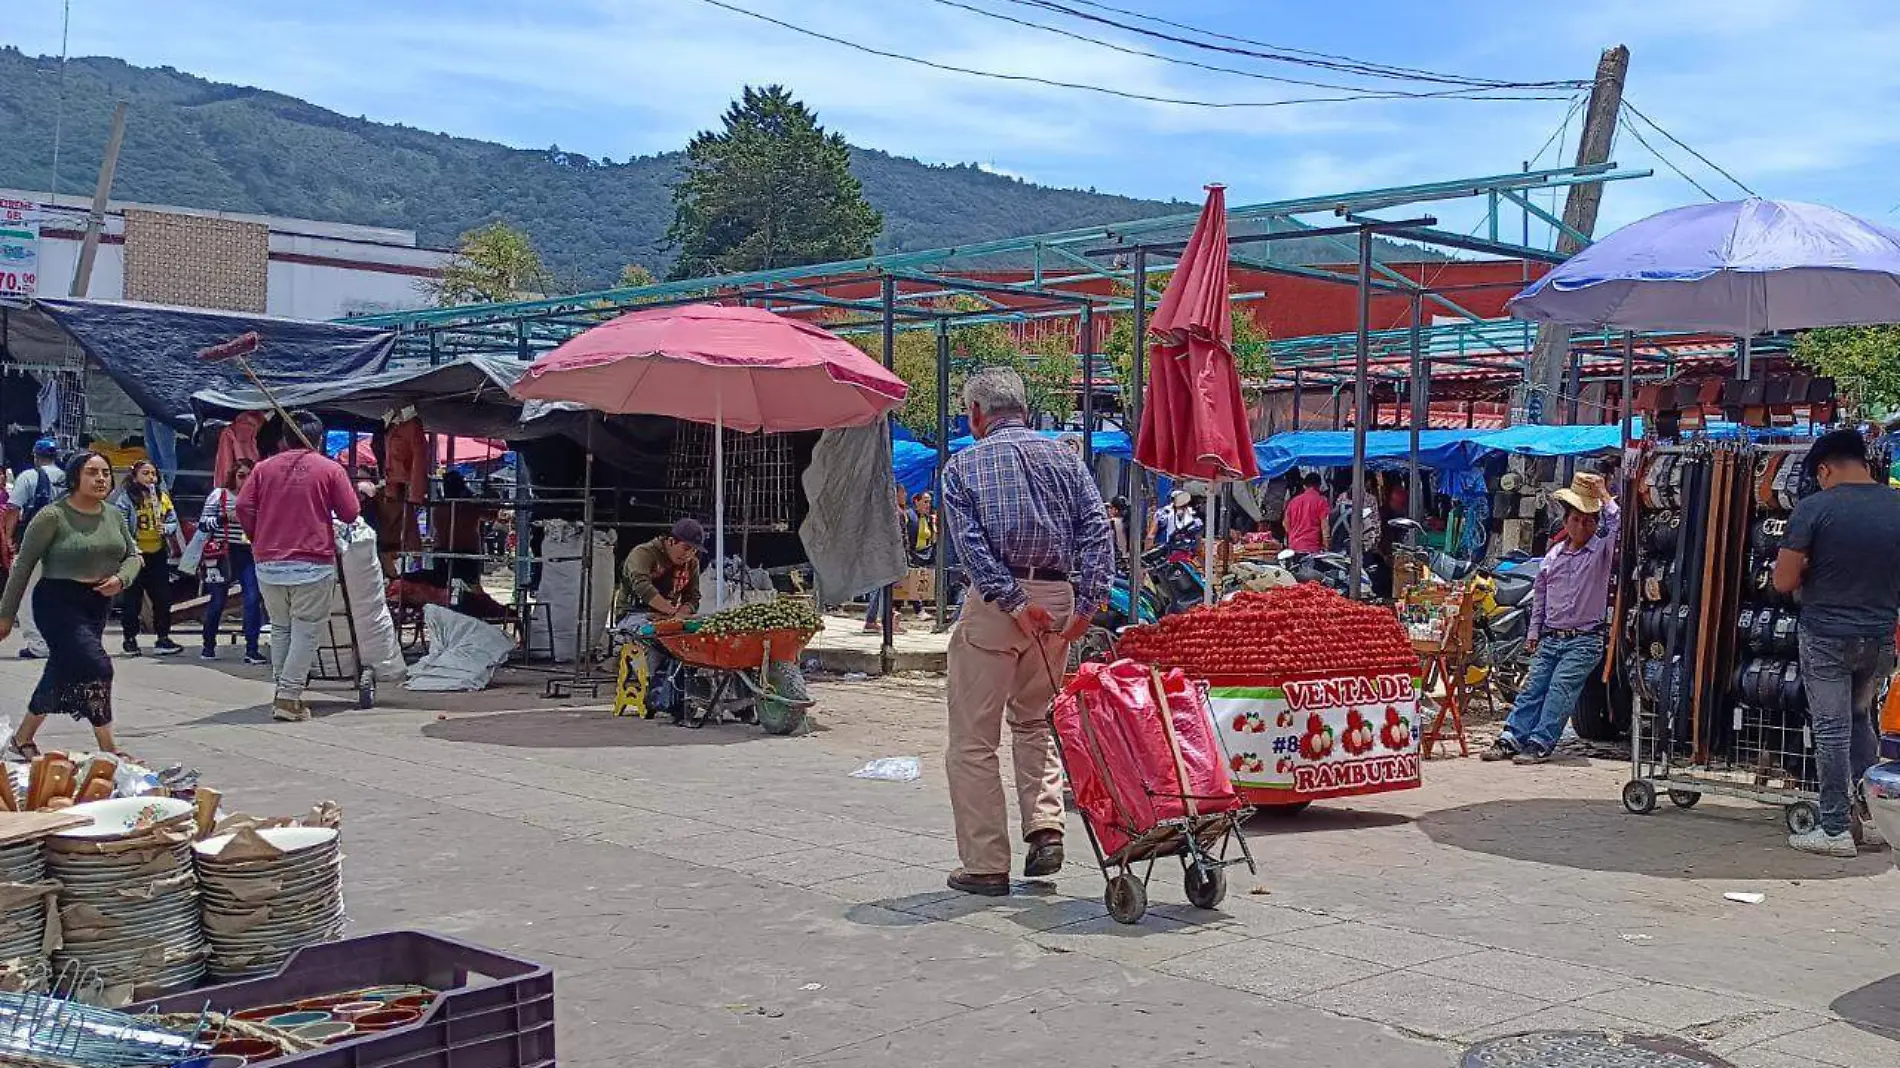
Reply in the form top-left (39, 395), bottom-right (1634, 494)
top-left (1113, 585), bottom-right (1424, 810)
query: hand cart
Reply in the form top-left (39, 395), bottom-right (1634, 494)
top-left (1050, 675), bottom-right (1257, 925)
top-left (616, 625), bottom-right (816, 735)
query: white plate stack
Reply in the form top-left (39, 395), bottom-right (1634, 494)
top-left (194, 826), bottom-right (344, 980)
top-left (0, 840), bottom-right (54, 989)
top-left (45, 797), bottom-right (206, 996)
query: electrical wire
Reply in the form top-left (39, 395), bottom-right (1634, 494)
top-left (1526, 93), bottom-right (1588, 170)
top-left (1622, 100), bottom-right (1758, 198)
top-left (1001, 0), bottom-right (1588, 90)
top-left (693, 0), bottom-right (1574, 107)
top-left (925, 0), bottom-right (1561, 98)
top-left (1617, 113), bottom-right (1721, 202)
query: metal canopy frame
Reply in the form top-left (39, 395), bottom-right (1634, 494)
top-left (345, 161), bottom-right (1654, 614)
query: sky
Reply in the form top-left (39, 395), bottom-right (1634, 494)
top-left (5, 0), bottom-right (1898, 246)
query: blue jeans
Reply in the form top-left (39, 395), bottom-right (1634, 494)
top-left (1797, 631), bottom-right (1893, 836)
top-left (202, 544), bottom-right (263, 654)
top-left (1502, 632), bottom-right (1604, 754)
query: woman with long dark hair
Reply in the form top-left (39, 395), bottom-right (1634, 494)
top-left (199, 456), bottom-right (265, 662)
top-left (0, 451), bottom-right (141, 757)
top-left (111, 459), bottom-right (182, 655)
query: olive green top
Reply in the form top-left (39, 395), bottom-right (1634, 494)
top-left (0, 501), bottom-right (142, 621)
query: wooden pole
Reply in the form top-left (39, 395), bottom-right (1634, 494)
top-left (70, 101), bottom-right (127, 298)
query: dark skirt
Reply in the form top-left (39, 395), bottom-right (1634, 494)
top-left (28, 579), bottom-right (114, 726)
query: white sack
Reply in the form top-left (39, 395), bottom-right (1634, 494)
top-left (329, 519), bottom-right (406, 682)
top-left (539, 519), bottom-right (615, 662)
top-left (405, 604), bottom-right (515, 691)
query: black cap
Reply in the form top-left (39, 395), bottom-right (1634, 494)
top-left (669, 517), bottom-right (706, 550)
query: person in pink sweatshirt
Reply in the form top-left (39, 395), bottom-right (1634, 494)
top-left (236, 411), bottom-right (360, 722)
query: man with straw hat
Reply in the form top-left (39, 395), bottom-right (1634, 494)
top-left (1482, 471), bottom-right (1620, 765)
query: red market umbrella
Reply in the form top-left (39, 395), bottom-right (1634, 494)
top-left (512, 303), bottom-right (908, 602)
top-left (434, 435), bottom-right (506, 464)
top-left (1135, 184), bottom-right (1257, 603)
top-left (1135, 184), bottom-right (1259, 483)
top-left (512, 304), bottom-right (906, 432)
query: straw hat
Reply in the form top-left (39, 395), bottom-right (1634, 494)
top-left (1552, 472), bottom-right (1609, 514)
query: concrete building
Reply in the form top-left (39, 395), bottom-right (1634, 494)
top-left (0, 189), bottom-right (448, 319)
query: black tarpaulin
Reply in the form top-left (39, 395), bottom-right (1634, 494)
top-left (15, 297), bottom-right (397, 431)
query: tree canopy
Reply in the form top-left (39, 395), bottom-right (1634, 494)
top-left (425, 222), bottom-right (549, 306)
top-left (666, 86), bottom-right (883, 280)
top-left (1792, 325), bottom-right (1900, 418)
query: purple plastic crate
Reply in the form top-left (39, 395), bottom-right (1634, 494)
top-left (141, 930), bottom-right (554, 1068)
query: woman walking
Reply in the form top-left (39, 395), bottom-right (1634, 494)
top-left (0, 452), bottom-right (141, 757)
top-left (199, 457), bottom-right (265, 663)
top-left (112, 460), bottom-right (183, 656)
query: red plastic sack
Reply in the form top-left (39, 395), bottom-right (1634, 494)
top-left (1052, 660), bottom-right (1241, 861)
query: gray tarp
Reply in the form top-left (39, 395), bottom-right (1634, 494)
top-left (5, 297), bottom-right (397, 431)
top-left (190, 353), bottom-right (580, 440)
top-left (799, 424), bottom-right (906, 600)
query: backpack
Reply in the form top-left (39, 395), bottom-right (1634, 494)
top-left (18, 467), bottom-right (59, 527)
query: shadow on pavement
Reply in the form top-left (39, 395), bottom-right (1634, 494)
top-left (421, 708), bottom-right (768, 748)
top-left (1830, 973), bottom-right (1900, 1043)
top-left (1245, 807), bottom-right (1412, 834)
top-left (1416, 798), bottom-right (1890, 880)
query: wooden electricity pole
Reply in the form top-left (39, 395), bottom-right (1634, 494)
top-left (70, 100), bottom-right (128, 298)
top-left (1522, 45), bottom-right (1630, 424)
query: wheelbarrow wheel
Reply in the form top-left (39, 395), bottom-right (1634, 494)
top-left (1104, 873), bottom-right (1147, 925)
top-left (756, 696), bottom-right (807, 736)
top-left (1183, 862), bottom-right (1227, 910)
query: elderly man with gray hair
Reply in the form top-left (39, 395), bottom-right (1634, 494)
top-left (938, 367), bottom-right (1114, 896)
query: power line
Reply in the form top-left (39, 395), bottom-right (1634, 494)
top-left (926, 0), bottom-right (1562, 98)
top-left (694, 0), bottom-right (1574, 108)
top-left (1526, 93), bottom-right (1588, 169)
top-left (1622, 100), bottom-right (1758, 198)
top-left (1003, 0), bottom-right (1588, 90)
top-left (1616, 113), bottom-right (1720, 202)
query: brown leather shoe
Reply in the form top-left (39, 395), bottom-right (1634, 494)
top-left (1023, 830), bottom-right (1064, 877)
top-left (947, 869), bottom-right (1009, 896)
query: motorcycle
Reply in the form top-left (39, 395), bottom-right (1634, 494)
top-left (1469, 555), bottom-right (1538, 702)
top-left (1071, 547), bottom-right (1214, 669)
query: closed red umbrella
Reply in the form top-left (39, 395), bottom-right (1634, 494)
top-left (1135, 184), bottom-right (1260, 483)
top-left (1136, 185), bottom-right (1257, 604)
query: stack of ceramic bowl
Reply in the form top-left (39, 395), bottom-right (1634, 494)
top-left (45, 797), bottom-right (205, 995)
top-left (0, 839), bottom-right (53, 988)
top-left (194, 826), bottom-right (344, 980)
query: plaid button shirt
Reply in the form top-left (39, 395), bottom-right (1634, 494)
top-left (941, 419), bottom-right (1113, 616)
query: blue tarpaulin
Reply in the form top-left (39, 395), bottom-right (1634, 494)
top-left (1252, 430), bottom-right (1489, 479)
top-left (1469, 423), bottom-right (1629, 457)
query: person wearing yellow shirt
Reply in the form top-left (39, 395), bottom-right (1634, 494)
top-left (109, 461), bottom-right (183, 656)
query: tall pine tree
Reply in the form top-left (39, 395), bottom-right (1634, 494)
top-left (666, 86), bottom-right (882, 280)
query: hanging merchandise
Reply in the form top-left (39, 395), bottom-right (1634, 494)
top-left (212, 411), bottom-right (265, 489)
top-left (538, 519), bottom-right (616, 662)
top-left (330, 519), bottom-right (406, 683)
top-left (382, 411), bottom-right (428, 504)
top-left (1618, 439), bottom-right (1865, 834)
top-left (34, 378), bottom-right (57, 434)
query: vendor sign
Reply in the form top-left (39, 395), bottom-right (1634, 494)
top-left (1210, 672), bottom-right (1422, 804)
top-left (0, 198), bottom-right (39, 298)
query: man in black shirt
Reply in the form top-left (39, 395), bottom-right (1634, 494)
top-left (1774, 429), bottom-right (1900, 856)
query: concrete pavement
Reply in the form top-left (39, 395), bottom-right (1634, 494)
top-left (4, 649), bottom-right (1896, 1068)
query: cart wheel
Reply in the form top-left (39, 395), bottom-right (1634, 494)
top-left (357, 670), bottom-right (375, 709)
top-left (1183, 863), bottom-right (1227, 910)
top-left (756, 697), bottom-right (806, 736)
top-left (1621, 779), bottom-right (1657, 815)
top-left (1785, 801), bottom-right (1820, 835)
top-left (1668, 790), bottom-right (1701, 809)
top-left (1104, 874), bottom-right (1147, 925)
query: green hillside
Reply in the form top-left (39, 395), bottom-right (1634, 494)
top-left (0, 47), bottom-right (1422, 290)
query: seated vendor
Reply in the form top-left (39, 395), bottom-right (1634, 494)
top-left (622, 518), bottom-right (706, 622)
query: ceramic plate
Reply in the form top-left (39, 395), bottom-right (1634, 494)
top-left (194, 826), bottom-right (338, 860)
top-left (53, 797), bottom-right (195, 839)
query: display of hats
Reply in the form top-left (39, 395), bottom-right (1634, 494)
top-left (194, 826), bottom-right (344, 980)
top-left (0, 839), bottom-right (55, 990)
top-left (45, 796), bottom-right (206, 997)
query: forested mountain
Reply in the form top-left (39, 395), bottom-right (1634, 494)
top-left (0, 48), bottom-right (1424, 288)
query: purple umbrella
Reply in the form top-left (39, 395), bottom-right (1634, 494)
top-left (1508, 198), bottom-right (1900, 334)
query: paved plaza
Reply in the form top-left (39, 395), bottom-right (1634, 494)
top-left (4, 648), bottom-right (1896, 1068)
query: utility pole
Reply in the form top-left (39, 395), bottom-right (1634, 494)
top-left (1520, 45), bottom-right (1629, 424)
top-left (71, 100), bottom-right (128, 298)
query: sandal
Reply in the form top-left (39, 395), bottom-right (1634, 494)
top-left (5, 737), bottom-right (41, 762)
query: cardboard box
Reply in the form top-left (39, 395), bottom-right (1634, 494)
top-left (891, 568), bottom-right (936, 603)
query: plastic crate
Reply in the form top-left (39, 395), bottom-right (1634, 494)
top-left (140, 930), bottom-right (554, 1068)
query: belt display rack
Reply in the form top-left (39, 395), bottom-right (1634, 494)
top-left (1620, 441), bottom-right (1832, 832)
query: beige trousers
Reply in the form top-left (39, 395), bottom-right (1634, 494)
top-left (945, 579), bottom-right (1073, 875)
